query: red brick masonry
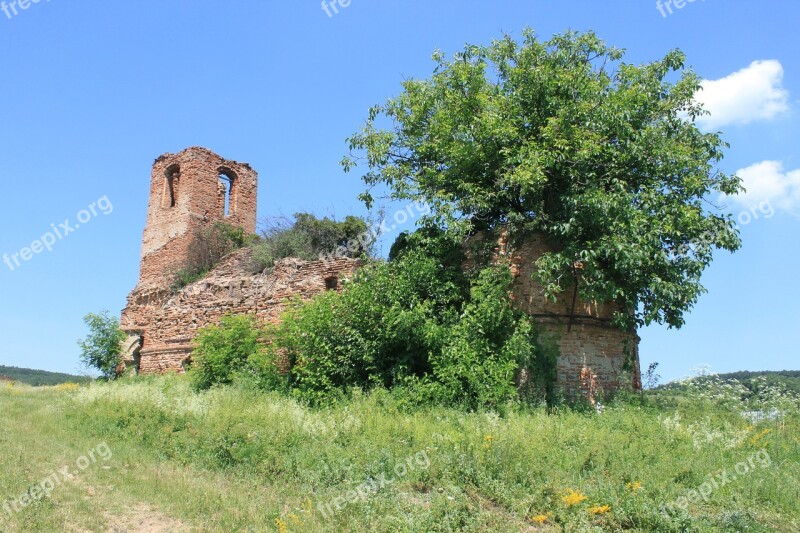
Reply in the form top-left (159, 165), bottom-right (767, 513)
top-left (492, 232), bottom-right (641, 398)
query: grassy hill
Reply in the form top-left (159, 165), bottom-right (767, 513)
top-left (660, 370), bottom-right (800, 396)
top-left (0, 365), bottom-right (90, 386)
top-left (714, 370), bottom-right (800, 395)
top-left (0, 375), bottom-right (797, 532)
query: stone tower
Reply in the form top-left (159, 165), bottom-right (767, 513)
top-left (136, 146), bottom-right (258, 287)
top-left (120, 147), bottom-right (260, 372)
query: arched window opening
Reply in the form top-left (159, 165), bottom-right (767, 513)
top-left (165, 166), bottom-right (180, 208)
top-left (218, 175), bottom-right (231, 217)
top-left (218, 169), bottom-right (237, 218)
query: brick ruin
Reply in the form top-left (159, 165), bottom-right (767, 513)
top-left (120, 147), bottom-right (359, 373)
top-left (489, 233), bottom-right (641, 398)
top-left (121, 147), bottom-right (640, 396)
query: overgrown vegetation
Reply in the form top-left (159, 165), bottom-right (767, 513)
top-left (171, 214), bottom-right (372, 290)
top-left (190, 228), bottom-right (557, 409)
top-left (172, 222), bottom-right (252, 290)
top-left (250, 212), bottom-right (372, 272)
top-left (190, 315), bottom-right (285, 393)
top-left (1, 376), bottom-right (797, 531)
top-left (343, 29), bottom-right (743, 330)
top-left (77, 310), bottom-right (126, 380)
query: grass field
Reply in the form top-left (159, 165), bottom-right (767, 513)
top-left (0, 376), bottom-right (797, 532)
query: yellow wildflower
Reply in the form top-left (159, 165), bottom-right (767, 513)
top-left (275, 518), bottom-right (288, 533)
top-left (589, 504), bottom-right (611, 515)
top-left (531, 513), bottom-right (549, 524)
top-left (749, 428), bottom-right (772, 447)
top-left (53, 382), bottom-right (80, 392)
top-left (562, 489), bottom-right (588, 506)
top-left (626, 481), bottom-right (642, 491)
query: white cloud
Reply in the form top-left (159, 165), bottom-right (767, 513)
top-left (695, 60), bottom-right (790, 130)
top-left (727, 160), bottom-right (800, 215)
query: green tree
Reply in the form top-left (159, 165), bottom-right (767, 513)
top-left (78, 311), bottom-right (126, 380)
top-left (343, 30), bottom-right (743, 330)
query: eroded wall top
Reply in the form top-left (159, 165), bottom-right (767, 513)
top-left (137, 147), bottom-right (258, 288)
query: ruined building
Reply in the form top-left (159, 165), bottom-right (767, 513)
top-left (120, 147), bottom-right (359, 373)
top-left (492, 234), bottom-right (641, 398)
top-left (121, 147), bottom-right (640, 396)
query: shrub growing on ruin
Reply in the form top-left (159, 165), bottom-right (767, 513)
top-left (272, 230), bottom-right (556, 408)
top-left (172, 222), bottom-right (253, 291)
top-left (251, 213), bottom-right (372, 271)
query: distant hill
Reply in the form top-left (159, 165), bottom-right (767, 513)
top-left (0, 365), bottom-right (91, 386)
top-left (715, 370), bottom-right (800, 394)
top-left (661, 370), bottom-right (800, 395)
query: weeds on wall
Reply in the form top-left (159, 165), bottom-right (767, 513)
top-left (171, 222), bottom-right (252, 291)
top-left (250, 213), bottom-right (372, 272)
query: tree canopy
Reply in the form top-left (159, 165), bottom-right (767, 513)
top-left (343, 29), bottom-right (743, 329)
top-left (78, 311), bottom-right (126, 379)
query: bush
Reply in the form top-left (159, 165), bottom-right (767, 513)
top-left (78, 310), bottom-right (126, 380)
top-left (429, 267), bottom-right (556, 409)
top-left (273, 229), bottom-right (557, 408)
top-left (189, 315), bottom-right (285, 391)
top-left (172, 222), bottom-right (253, 290)
top-left (251, 213), bottom-right (371, 271)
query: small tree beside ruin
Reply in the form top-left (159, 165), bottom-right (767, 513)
top-left (78, 310), bottom-right (126, 380)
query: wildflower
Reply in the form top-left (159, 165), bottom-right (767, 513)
top-left (562, 489), bottom-right (588, 506)
top-left (53, 382), bottom-right (80, 392)
top-left (275, 518), bottom-right (288, 533)
top-left (531, 514), bottom-right (549, 524)
top-left (484, 435), bottom-right (494, 442)
top-left (749, 428), bottom-right (772, 447)
top-left (589, 504), bottom-right (611, 515)
top-left (626, 481), bottom-right (642, 491)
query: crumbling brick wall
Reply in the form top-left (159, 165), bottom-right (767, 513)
top-left (121, 248), bottom-right (360, 373)
top-left (121, 147), bottom-right (359, 373)
top-left (473, 232), bottom-right (642, 399)
top-left (137, 147), bottom-right (258, 288)
top-left (122, 147), bottom-right (640, 395)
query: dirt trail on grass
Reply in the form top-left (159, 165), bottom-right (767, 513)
top-left (103, 503), bottom-right (187, 533)
top-left (69, 478), bottom-right (188, 533)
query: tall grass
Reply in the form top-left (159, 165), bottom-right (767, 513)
top-left (0, 376), bottom-right (798, 532)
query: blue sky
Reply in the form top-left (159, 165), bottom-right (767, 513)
top-left (0, 1), bottom-right (797, 382)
